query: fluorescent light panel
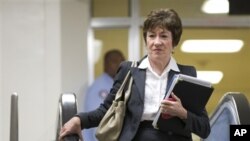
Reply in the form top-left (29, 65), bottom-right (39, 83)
top-left (197, 71), bottom-right (223, 84)
top-left (202, 0), bottom-right (229, 14)
top-left (181, 39), bottom-right (243, 53)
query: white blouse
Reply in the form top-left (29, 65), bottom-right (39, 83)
top-left (138, 56), bottom-right (180, 121)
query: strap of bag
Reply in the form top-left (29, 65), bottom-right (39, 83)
top-left (114, 61), bottom-right (137, 102)
top-left (123, 61), bottom-right (136, 103)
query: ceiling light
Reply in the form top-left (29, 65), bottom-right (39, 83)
top-left (202, 0), bottom-right (229, 14)
top-left (197, 71), bottom-right (223, 84)
top-left (181, 39), bottom-right (243, 53)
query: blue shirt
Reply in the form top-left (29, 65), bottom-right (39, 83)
top-left (83, 72), bottom-right (114, 141)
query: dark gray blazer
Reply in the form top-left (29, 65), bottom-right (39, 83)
top-left (78, 59), bottom-right (211, 141)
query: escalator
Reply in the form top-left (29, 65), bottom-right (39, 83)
top-left (55, 93), bottom-right (79, 141)
top-left (203, 92), bottom-right (250, 141)
top-left (9, 93), bottom-right (79, 141)
top-left (9, 92), bottom-right (249, 141)
top-left (56, 92), bottom-right (250, 141)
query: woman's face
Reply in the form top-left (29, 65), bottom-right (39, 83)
top-left (146, 27), bottom-right (174, 62)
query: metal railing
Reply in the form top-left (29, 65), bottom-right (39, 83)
top-left (55, 93), bottom-right (79, 141)
top-left (10, 93), bottom-right (18, 141)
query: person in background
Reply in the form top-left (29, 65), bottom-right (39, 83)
top-left (83, 49), bottom-right (125, 141)
top-left (59, 8), bottom-right (211, 141)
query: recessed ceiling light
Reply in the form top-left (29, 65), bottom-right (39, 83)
top-left (197, 71), bottom-right (223, 84)
top-left (181, 39), bottom-right (244, 53)
top-left (202, 0), bottom-right (229, 14)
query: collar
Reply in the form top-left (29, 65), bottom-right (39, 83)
top-left (138, 56), bottom-right (180, 73)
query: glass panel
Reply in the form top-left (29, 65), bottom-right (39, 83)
top-left (92, 0), bottom-right (129, 17)
top-left (140, 0), bottom-right (208, 18)
top-left (93, 29), bottom-right (129, 78)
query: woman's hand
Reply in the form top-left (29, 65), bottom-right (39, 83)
top-left (58, 116), bottom-right (83, 141)
top-left (161, 93), bottom-right (187, 119)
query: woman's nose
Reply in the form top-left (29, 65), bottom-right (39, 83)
top-left (154, 37), bottom-right (162, 46)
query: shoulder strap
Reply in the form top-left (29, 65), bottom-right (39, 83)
top-left (116, 61), bottom-right (137, 100)
top-left (131, 61), bottom-right (137, 68)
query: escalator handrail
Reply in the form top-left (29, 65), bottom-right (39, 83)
top-left (56, 93), bottom-right (79, 141)
top-left (209, 92), bottom-right (250, 126)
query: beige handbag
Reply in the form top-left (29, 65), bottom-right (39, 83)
top-left (95, 61), bottom-right (136, 141)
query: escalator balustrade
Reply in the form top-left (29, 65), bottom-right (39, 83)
top-left (203, 92), bottom-right (250, 141)
top-left (56, 93), bottom-right (79, 141)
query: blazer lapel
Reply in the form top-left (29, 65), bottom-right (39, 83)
top-left (165, 69), bottom-right (180, 97)
top-left (166, 70), bottom-right (176, 91)
top-left (129, 61), bottom-right (181, 102)
top-left (130, 67), bottom-right (146, 102)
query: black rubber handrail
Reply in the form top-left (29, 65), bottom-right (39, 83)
top-left (56, 93), bottom-right (79, 141)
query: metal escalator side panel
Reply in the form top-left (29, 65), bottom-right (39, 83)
top-left (203, 92), bottom-right (250, 141)
top-left (205, 102), bottom-right (237, 141)
top-left (209, 94), bottom-right (240, 126)
top-left (209, 92), bottom-right (250, 125)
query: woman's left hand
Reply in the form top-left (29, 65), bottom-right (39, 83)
top-left (161, 92), bottom-right (187, 119)
top-left (58, 116), bottom-right (83, 141)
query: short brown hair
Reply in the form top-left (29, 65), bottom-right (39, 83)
top-left (143, 8), bottom-right (182, 47)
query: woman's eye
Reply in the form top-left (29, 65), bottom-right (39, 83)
top-left (148, 34), bottom-right (155, 38)
top-left (161, 35), bottom-right (168, 38)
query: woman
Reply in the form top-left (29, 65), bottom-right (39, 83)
top-left (59, 8), bottom-right (210, 141)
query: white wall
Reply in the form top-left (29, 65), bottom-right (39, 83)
top-left (0, 0), bottom-right (89, 141)
top-left (60, 0), bottom-right (89, 108)
top-left (0, 0), bottom-right (3, 140)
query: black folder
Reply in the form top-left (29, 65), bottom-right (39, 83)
top-left (152, 74), bottom-right (214, 136)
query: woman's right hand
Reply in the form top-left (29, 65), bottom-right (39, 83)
top-left (58, 116), bottom-right (83, 141)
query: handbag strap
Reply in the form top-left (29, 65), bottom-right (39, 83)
top-left (114, 61), bottom-right (137, 101)
top-left (124, 61), bottom-right (137, 103)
